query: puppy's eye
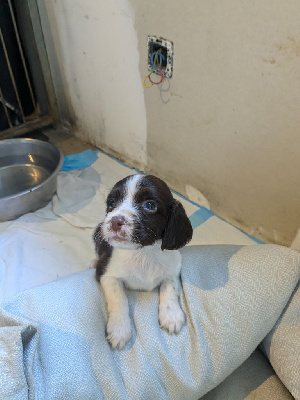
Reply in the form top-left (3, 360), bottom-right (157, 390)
top-left (143, 200), bottom-right (157, 212)
top-left (107, 198), bottom-right (115, 211)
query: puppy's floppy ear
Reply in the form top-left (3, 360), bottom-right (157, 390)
top-left (161, 199), bottom-right (193, 250)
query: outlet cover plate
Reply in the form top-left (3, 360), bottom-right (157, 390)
top-left (147, 36), bottom-right (173, 78)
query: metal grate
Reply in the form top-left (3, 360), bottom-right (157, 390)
top-left (0, 0), bottom-right (52, 138)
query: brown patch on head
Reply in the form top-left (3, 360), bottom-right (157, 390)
top-left (131, 175), bottom-right (173, 246)
top-left (132, 175), bottom-right (193, 249)
top-left (135, 175), bottom-right (173, 211)
top-left (105, 175), bottom-right (133, 213)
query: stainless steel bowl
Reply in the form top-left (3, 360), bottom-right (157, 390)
top-left (0, 138), bottom-right (63, 222)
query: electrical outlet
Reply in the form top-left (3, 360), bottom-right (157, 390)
top-left (147, 36), bottom-right (173, 78)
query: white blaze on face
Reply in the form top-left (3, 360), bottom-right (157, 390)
top-left (103, 175), bottom-right (144, 246)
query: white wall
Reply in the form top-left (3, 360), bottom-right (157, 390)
top-left (44, 0), bottom-right (300, 245)
top-left (44, 0), bottom-right (147, 169)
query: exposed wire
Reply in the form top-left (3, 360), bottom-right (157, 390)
top-left (149, 68), bottom-right (164, 85)
top-left (158, 76), bottom-right (171, 104)
top-left (142, 72), bottom-right (153, 88)
top-left (142, 51), bottom-right (170, 102)
top-left (151, 51), bottom-right (165, 70)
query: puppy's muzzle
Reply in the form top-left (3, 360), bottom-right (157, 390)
top-left (110, 215), bottom-right (126, 232)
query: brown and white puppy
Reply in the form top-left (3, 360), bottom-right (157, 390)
top-left (93, 174), bottom-right (193, 349)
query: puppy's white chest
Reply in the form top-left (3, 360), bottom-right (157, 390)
top-left (106, 245), bottom-right (181, 291)
top-left (123, 260), bottom-right (163, 291)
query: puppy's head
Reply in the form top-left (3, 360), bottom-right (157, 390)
top-left (96, 174), bottom-right (193, 250)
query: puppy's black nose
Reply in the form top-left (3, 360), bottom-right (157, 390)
top-left (110, 215), bottom-right (126, 232)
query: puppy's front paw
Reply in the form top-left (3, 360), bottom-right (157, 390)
top-left (159, 302), bottom-right (185, 335)
top-left (106, 315), bottom-right (132, 349)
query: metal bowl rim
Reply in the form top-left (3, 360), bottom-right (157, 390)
top-left (0, 138), bottom-right (64, 201)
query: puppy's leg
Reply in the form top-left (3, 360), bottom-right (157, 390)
top-left (159, 276), bottom-right (185, 335)
top-left (101, 275), bottom-right (132, 349)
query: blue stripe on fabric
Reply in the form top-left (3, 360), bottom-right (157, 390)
top-left (189, 208), bottom-right (215, 229)
top-left (60, 150), bottom-right (99, 171)
top-left (60, 148), bottom-right (139, 173)
top-left (212, 215), bottom-right (265, 244)
top-left (190, 209), bottom-right (265, 244)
